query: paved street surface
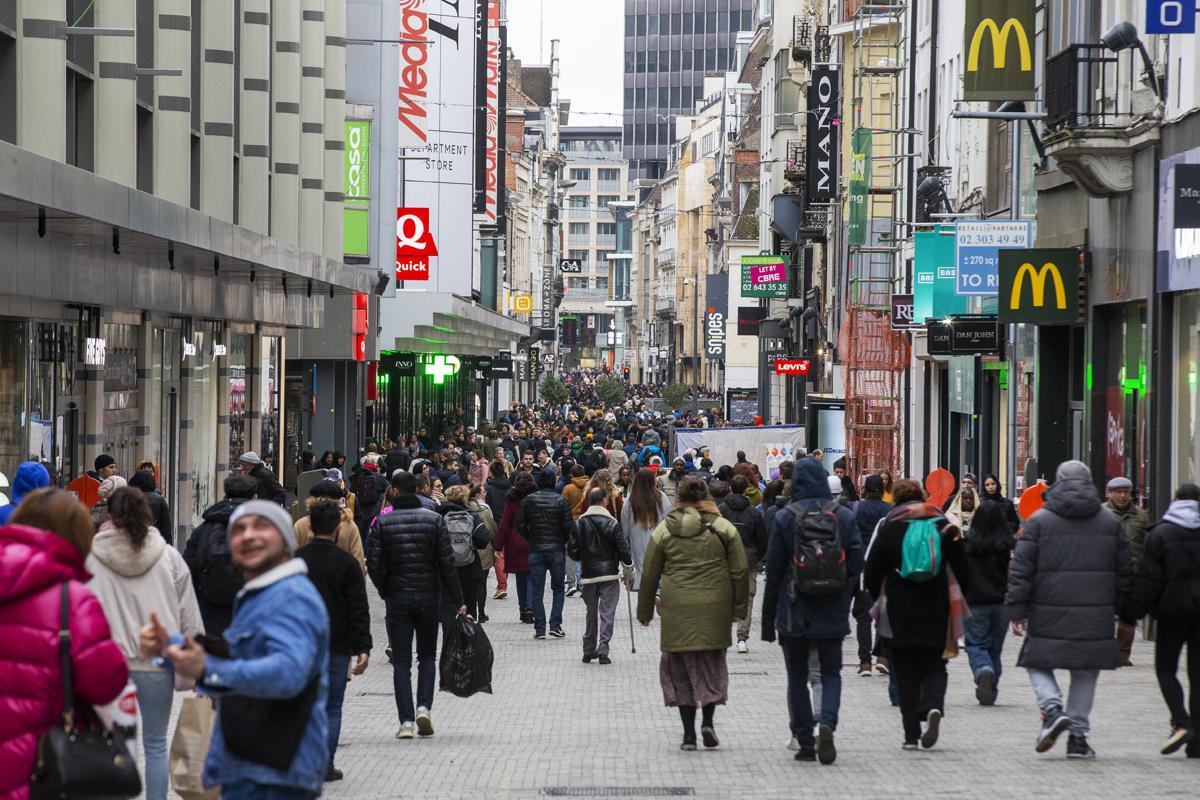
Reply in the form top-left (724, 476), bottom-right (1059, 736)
top-left (144, 575), bottom-right (1195, 799)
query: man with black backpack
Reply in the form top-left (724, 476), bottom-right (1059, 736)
top-left (352, 456), bottom-right (388, 532)
top-left (183, 473), bottom-right (258, 636)
top-left (762, 457), bottom-right (864, 765)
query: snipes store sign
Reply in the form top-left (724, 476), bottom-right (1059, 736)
top-left (998, 249), bottom-right (1080, 324)
top-left (963, 0), bottom-right (1035, 101)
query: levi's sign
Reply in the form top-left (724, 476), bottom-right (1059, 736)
top-left (963, 0), bottom-right (1035, 101)
top-left (774, 359), bottom-right (812, 376)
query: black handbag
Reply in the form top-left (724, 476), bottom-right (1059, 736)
top-left (29, 583), bottom-right (142, 800)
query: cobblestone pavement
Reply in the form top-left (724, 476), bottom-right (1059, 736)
top-left (145, 574), bottom-right (1196, 799)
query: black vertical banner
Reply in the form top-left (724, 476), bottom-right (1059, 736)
top-left (805, 68), bottom-right (840, 205)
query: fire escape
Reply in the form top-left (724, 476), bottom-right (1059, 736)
top-left (840, 1), bottom-right (911, 479)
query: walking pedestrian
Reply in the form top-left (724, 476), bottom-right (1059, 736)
top-left (140, 500), bottom-right (330, 799)
top-left (761, 457), bottom-right (864, 764)
top-left (128, 469), bottom-right (174, 548)
top-left (1006, 460), bottom-right (1133, 759)
top-left (719, 474), bottom-right (768, 654)
top-left (182, 473), bottom-right (257, 637)
top-left (496, 471), bottom-right (537, 623)
top-left (570, 488), bottom-right (634, 664)
top-left (238, 451), bottom-right (287, 506)
top-left (517, 469), bottom-right (576, 639)
top-left (296, 500), bottom-right (372, 781)
top-left (468, 484), bottom-right (498, 622)
top-left (962, 500), bottom-right (1015, 705)
top-left (91, 474), bottom-right (127, 528)
top-left (637, 477), bottom-right (749, 751)
top-left (438, 485), bottom-right (491, 623)
top-left (1, 488), bottom-right (129, 800)
top-left (1104, 476), bottom-right (1149, 666)
top-left (485, 461), bottom-right (512, 599)
top-left (1124, 483), bottom-right (1200, 757)
top-left (852, 475), bottom-right (893, 677)
top-left (366, 471), bottom-right (466, 739)
top-left (980, 473), bottom-right (1021, 533)
top-left (864, 479), bottom-right (971, 751)
top-left (621, 469), bottom-right (672, 590)
top-left (86, 487), bottom-right (203, 800)
top-left (293, 480), bottom-right (366, 572)
top-left (0, 461), bottom-right (51, 525)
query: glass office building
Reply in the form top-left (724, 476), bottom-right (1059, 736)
top-left (623, 0), bottom-right (756, 183)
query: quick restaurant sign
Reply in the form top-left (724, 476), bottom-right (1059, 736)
top-left (963, 0), bottom-right (1035, 101)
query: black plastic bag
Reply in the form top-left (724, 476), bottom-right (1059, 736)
top-left (439, 615), bottom-right (494, 697)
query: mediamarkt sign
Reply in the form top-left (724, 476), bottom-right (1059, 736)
top-left (398, 0), bottom-right (431, 148)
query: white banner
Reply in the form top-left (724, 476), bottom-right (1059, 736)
top-left (673, 426), bottom-right (806, 477)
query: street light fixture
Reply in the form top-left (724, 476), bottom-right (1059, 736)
top-left (1100, 21), bottom-right (1163, 99)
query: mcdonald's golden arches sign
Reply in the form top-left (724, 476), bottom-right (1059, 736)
top-left (998, 249), bottom-right (1080, 324)
top-left (964, 0), bottom-right (1036, 101)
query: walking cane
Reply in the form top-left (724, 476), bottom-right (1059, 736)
top-left (625, 583), bottom-right (637, 654)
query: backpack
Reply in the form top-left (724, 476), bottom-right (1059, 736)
top-left (445, 510), bottom-right (477, 567)
top-left (353, 471), bottom-right (380, 506)
top-left (581, 447), bottom-right (605, 475)
top-left (899, 518), bottom-right (944, 582)
top-left (788, 501), bottom-right (847, 598)
top-left (200, 528), bottom-right (243, 606)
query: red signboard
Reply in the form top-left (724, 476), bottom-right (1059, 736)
top-left (773, 358), bottom-right (812, 376)
top-left (353, 292), bottom-right (368, 362)
top-left (396, 208), bottom-right (438, 281)
top-left (1105, 386), bottom-right (1125, 481)
top-left (481, 0), bottom-right (501, 223)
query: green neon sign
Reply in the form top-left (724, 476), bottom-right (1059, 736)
top-left (424, 355), bottom-right (461, 384)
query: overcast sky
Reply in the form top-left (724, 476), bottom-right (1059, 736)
top-left (505, 0), bottom-right (624, 125)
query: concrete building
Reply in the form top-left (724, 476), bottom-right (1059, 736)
top-left (0, 1), bottom-right (371, 542)
top-left (622, 0), bottom-right (756, 182)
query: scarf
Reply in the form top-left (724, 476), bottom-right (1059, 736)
top-left (885, 501), bottom-right (943, 523)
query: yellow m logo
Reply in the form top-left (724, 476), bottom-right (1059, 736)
top-left (1010, 262), bottom-right (1067, 310)
top-left (967, 18), bottom-right (1032, 72)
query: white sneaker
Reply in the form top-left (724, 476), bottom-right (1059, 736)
top-left (396, 722), bottom-right (415, 740)
top-left (787, 736), bottom-right (801, 751)
top-left (736, 640), bottom-right (749, 654)
top-left (415, 707), bottom-right (434, 737)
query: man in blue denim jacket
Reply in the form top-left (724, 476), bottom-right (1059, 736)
top-left (143, 500), bottom-right (330, 799)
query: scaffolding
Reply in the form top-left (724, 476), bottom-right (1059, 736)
top-left (840, 1), bottom-right (911, 479)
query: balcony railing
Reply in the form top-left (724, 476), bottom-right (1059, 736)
top-left (1046, 44), bottom-right (1141, 132)
top-left (792, 14), bottom-right (813, 66)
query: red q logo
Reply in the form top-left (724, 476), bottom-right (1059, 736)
top-left (396, 208), bottom-right (437, 282)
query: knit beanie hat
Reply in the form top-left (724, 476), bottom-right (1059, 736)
top-left (228, 500), bottom-right (299, 554)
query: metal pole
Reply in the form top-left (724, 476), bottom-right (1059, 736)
top-left (1006, 119), bottom-right (1021, 498)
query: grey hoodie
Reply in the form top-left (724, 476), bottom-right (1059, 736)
top-left (1162, 499), bottom-right (1200, 530)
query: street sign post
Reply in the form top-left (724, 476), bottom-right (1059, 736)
top-left (955, 220), bottom-right (1033, 296)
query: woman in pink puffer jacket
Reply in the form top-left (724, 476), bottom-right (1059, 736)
top-left (0, 487), bottom-right (129, 800)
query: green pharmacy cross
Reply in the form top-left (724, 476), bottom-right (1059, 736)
top-left (425, 355), bottom-right (461, 384)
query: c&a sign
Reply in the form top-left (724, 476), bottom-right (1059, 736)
top-left (964, 0), bottom-right (1035, 101)
top-left (998, 248), bottom-right (1080, 324)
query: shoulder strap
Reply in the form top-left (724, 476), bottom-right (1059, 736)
top-left (58, 582), bottom-right (75, 729)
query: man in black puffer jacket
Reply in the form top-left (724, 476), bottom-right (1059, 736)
top-left (719, 474), bottom-right (767, 651)
top-left (366, 471), bottom-right (465, 739)
top-left (1125, 483), bottom-right (1200, 757)
top-left (1006, 460), bottom-right (1132, 760)
top-left (517, 469), bottom-right (575, 639)
top-left (569, 488), bottom-right (633, 664)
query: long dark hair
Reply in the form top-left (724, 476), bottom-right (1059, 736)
top-left (966, 499), bottom-right (1011, 554)
top-left (628, 469), bottom-right (665, 529)
top-left (107, 486), bottom-right (153, 550)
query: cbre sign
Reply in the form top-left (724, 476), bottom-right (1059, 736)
top-left (963, 0), bottom-right (1035, 101)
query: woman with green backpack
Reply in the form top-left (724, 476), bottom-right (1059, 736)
top-left (863, 479), bottom-right (971, 752)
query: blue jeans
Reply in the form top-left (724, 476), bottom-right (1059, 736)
top-left (326, 653), bottom-right (351, 768)
top-left (510, 570), bottom-right (530, 613)
top-left (780, 637), bottom-right (843, 745)
top-left (964, 603), bottom-right (1009, 689)
top-left (385, 592), bottom-right (440, 723)
top-left (528, 549), bottom-right (566, 633)
top-left (131, 669), bottom-right (172, 800)
top-left (221, 783), bottom-right (318, 799)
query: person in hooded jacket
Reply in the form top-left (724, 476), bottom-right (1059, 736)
top-left (484, 461), bottom-right (512, 600)
top-left (128, 469), bottom-right (174, 548)
top-left (0, 488), bottom-right (130, 800)
top-left (852, 475), bottom-right (893, 677)
top-left (1006, 460), bottom-right (1132, 760)
top-left (762, 458), bottom-right (864, 765)
top-left (1125, 483), bottom-right (1200, 758)
top-left (961, 500), bottom-right (1014, 707)
top-left (495, 471), bottom-right (537, 623)
top-left (86, 487), bottom-right (204, 800)
top-left (0, 461), bottom-right (51, 525)
top-left (980, 474), bottom-right (1021, 533)
top-left (720, 475), bottom-right (768, 654)
top-left (761, 480), bottom-right (788, 531)
top-left (864, 479), bottom-right (970, 752)
top-left (183, 474), bottom-right (257, 637)
top-left (293, 480), bottom-right (366, 573)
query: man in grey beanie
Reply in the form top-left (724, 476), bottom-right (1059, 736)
top-left (141, 499), bottom-right (331, 794)
top-left (1006, 460), bottom-right (1133, 760)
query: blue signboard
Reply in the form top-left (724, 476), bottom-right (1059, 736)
top-left (955, 220), bottom-right (1034, 297)
top-left (1146, 0), bottom-right (1197, 33)
top-left (915, 227), bottom-right (970, 322)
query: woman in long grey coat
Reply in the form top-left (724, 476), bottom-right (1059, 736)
top-left (1006, 460), bottom-right (1133, 760)
top-left (620, 468), bottom-right (672, 590)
